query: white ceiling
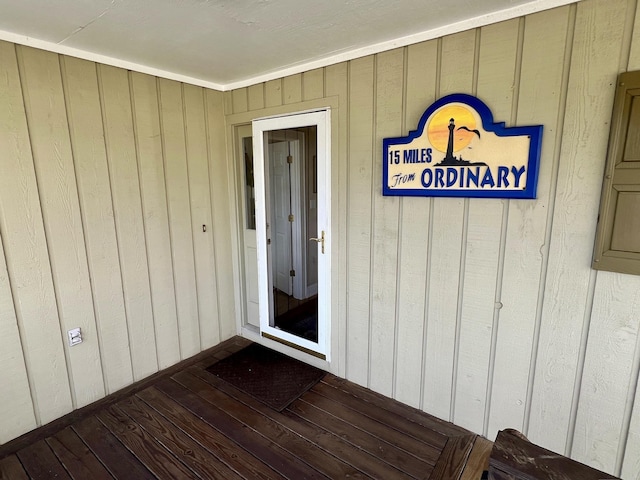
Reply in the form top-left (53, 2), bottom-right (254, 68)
top-left (0, 0), bottom-right (577, 90)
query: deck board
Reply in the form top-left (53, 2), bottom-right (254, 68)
top-left (155, 377), bottom-right (327, 479)
top-left (115, 396), bottom-right (243, 480)
top-left (0, 454), bottom-right (29, 480)
top-left (16, 440), bottom-right (72, 480)
top-left (172, 371), bottom-right (362, 478)
top-left (45, 426), bottom-right (114, 480)
top-left (0, 337), bottom-right (488, 479)
top-left (97, 405), bottom-right (197, 478)
top-left (191, 367), bottom-right (410, 479)
top-left (137, 386), bottom-right (282, 479)
top-left (73, 416), bottom-right (156, 480)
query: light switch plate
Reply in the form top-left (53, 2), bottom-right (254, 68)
top-left (68, 327), bottom-right (82, 346)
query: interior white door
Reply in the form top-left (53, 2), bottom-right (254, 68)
top-left (236, 125), bottom-right (259, 327)
top-left (270, 140), bottom-right (293, 295)
top-left (253, 110), bottom-right (331, 359)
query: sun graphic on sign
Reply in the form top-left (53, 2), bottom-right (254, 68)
top-left (427, 105), bottom-right (477, 153)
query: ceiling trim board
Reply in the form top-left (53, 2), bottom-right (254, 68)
top-left (225, 0), bottom-right (580, 90)
top-left (0, 0), bottom-right (579, 92)
top-left (0, 29), bottom-right (227, 91)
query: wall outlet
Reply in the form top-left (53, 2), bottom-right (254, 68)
top-left (68, 328), bottom-right (82, 346)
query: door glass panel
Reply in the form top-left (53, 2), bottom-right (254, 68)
top-left (243, 136), bottom-right (256, 230)
top-left (265, 127), bottom-right (318, 342)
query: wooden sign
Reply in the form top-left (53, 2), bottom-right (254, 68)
top-left (383, 94), bottom-right (543, 199)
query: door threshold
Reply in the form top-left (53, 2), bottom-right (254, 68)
top-left (261, 331), bottom-right (326, 360)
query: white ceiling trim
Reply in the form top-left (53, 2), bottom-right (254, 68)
top-left (0, 29), bottom-right (227, 91)
top-left (226, 0), bottom-right (580, 90)
top-left (0, 0), bottom-right (579, 92)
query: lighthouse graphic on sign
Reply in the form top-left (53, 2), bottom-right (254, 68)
top-left (438, 117), bottom-right (486, 167)
top-left (382, 94), bottom-right (543, 199)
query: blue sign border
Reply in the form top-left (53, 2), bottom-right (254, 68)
top-left (382, 94), bottom-right (543, 199)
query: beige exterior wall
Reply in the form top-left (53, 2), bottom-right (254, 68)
top-left (2, 0), bottom-right (640, 477)
top-left (0, 42), bottom-right (236, 444)
top-left (227, 0), bottom-right (640, 476)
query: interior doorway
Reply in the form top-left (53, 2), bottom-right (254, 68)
top-left (252, 110), bottom-right (331, 359)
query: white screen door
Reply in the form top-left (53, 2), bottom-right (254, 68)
top-left (252, 110), bottom-right (330, 359)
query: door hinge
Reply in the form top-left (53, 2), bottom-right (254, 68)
top-left (290, 269), bottom-right (296, 277)
top-left (287, 155), bottom-right (293, 164)
top-left (288, 214), bottom-right (294, 222)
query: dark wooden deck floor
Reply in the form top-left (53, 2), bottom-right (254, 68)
top-left (0, 337), bottom-right (491, 480)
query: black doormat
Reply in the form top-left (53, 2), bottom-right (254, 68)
top-left (206, 343), bottom-right (325, 411)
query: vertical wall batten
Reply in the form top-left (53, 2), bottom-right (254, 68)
top-left (302, 69), bottom-right (324, 101)
top-left (574, 0), bottom-right (640, 433)
top-left (99, 64), bottom-right (158, 381)
top-left (392, 47), bottom-right (409, 401)
top-left (247, 84), bottom-right (265, 111)
top-left (18, 48), bottom-right (75, 410)
top-left (421, 38), bottom-right (443, 411)
top-left (128, 71), bottom-right (161, 371)
top-left (345, 56), bottom-right (375, 386)
top-left (484, 17), bottom-right (526, 437)
top-left (325, 62), bottom-right (349, 378)
top-left (451, 33), bottom-right (483, 427)
top-left (369, 49), bottom-right (404, 397)
top-left (344, 62), bottom-right (354, 379)
top-left (522, 6), bottom-right (575, 437)
top-left (451, 196), bottom-right (469, 424)
top-left (621, 6), bottom-right (640, 476)
top-left (423, 30), bottom-right (475, 422)
top-left (629, 0), bottom-right (640, 66)
top-left (622, 324), bottom-right (640, 477)
top-left (0, 41), bottom-right (73, 426)
top-left (548, 3), bottom-right (593, 453)
top-left (452, 24), bottom-right (480, 423)
top-left (158, 77), bottom-right (184, 359)
top-left (158, 79), bottom-right (201, 359)
top-left (205, 89), bottom-right (236, 340)
top-left (455, 19), bottom-right (519, 435)
top-left (394, 41), bottom-right (437, 409)
top-left (485, 6), bottom-right (571, 441)
top-left (223, 91), bottom-right (233, 115)
top-left (484, 197), bottom-right (510, 438)
top-left (184, 84), bottom-right (220, 350)
top-left (129, 71), bottom-right (181, 370)
top-left (265, 79), bottom-right (283, 108)
top-left (20, 46), bottom-right (108, 410)
top-left (283, 74), bottom-right (302, 104)
top-left (532, 0), bottom-right (626, 458)
top-left (62, 57), bottom-right (134, 394)
top-left (0, 212), bottom-right (36, 443)
top-left (565, 268), bottom-right (597, 455)
top-left (616, 284), bottom-right (640, 476)
top-left (181, 84), bottom-right (203, 349)
top-left (367, 55), bottom-right (378, 389)
top-left (231, 88), bottom-right (248, 114)
top-left (577, 273), bottom-right (640, 473)
top-left (203, 94), bottom-right (223, 344)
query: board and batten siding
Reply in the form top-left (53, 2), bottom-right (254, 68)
top-left (0, 41), bottom-right (235, 444)
top-left (227, 0), bottom-right (640, 476)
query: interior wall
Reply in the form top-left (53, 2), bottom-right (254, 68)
top-left (0, 41), bottom-right (236, 445)
top-left (226, 0), bottom-right (640, 476)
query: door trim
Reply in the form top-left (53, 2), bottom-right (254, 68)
top-left (252, 109), bottom-right (331, 360)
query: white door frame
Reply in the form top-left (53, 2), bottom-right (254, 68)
top-left (252, 110), bottom-right (331, 359)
